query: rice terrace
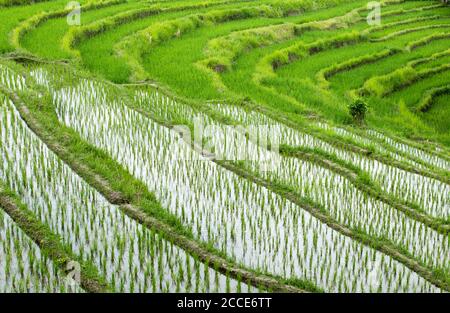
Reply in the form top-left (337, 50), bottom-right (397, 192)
top-left (0, 0), bottom-right (449, 297)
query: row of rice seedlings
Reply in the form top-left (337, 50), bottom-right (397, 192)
top-left (251, 23), bottom-right (449, 172)
top-left (162, 102), bottom-right (448, 272)
top-left (0, 92), bottom-right (247, 293)
top-left (135, 89), bottom-right (448, 234)
top-left (28, 67), bottom-right (50, 89)
top-left (366, 129), bottom-right (450, 170)
top-left (317, 124), bottom-right (428, 170)
top-left (136, 88), bottom-right (450, 281)
top-left (314, 124), bottom-right (450, 219)
top-left (134, 89), bottom-right (207, 124)
top-left (134, 89), bottom-right (415, 169)
top-left (248, 156), bottom-right (447, 270)
top-left (115, 0), bottom-right (357, 81)
top-left (222, 103), bottom-right (421, 167)
top-left (0, 64), bottom-right (26, 91)
top-left (415, 84), bottom-right (450, 113)
top-left (52, 79), bottom-right (441, 292)
top-left (198, 0), bottom-right (441, 76)
top-left (0, 206), bottom-right (81, 293)
top-left (210, 103), bottom-right (449, 220)
top-left (52, 72), bottom-right (449, 225)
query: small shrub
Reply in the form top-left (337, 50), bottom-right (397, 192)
top-left (348, 99), bottom-right (368, 123)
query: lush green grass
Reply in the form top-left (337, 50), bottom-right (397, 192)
top-left (20, 0), bottom-right (143, 59)
top-left (419, 93), bottom-right (450, 135)
top-left (330, 39), bottom-right (450, 92)
top-left (262, 10), bottom-right (450, 143)
top-left (138, 0), bottom-right (370, 99)
top-left (107, 0), bottom-right (449, 146)
top-left (0, 0), bottom-right (51, 6)
top-left (76, 0), bottom-right (268, 82)
top-left (275, 12), bottom-right (450, 81)
top-left (216, 4), bottom-right (448, 122)
top-left (19, 0), bottom-right (256, 60)
top-left (0, 0), bottom-right (85, 53)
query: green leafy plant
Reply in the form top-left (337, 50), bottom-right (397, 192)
top-left (348, 98), bottom-right (368, 124)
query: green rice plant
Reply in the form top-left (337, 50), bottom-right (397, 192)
top-left (319, 31), bottom-right (450, 145)
top-left (315, 48), bottom-right (401, 89)
top-left (406, 32), bottom-right (450, 51)
top-left (62, 2), bottom-right (195, 58)
top-left (196, 0), bottom-right (364, 75)
top-left (363, 14), bottom-right (449, 37)
top-left (10, 0), bottom-right (126, 52)
top-left (71, 0), bottom-right (271, 83)
top-left (0, 0), bottom-right (87, 53)
top-left (210, 103), bottom-right (450, 221)
top-left (252, 0), bottom-right (437, 85)
top-left (115, 0), bottom-right (345, 81)
top-left (410, 48), bottom-right (450, 69)
top-left (362, 63), bottom-right (450, 97)
top-left (0, 64), bottom-right (26, 90)
top-left (362, 66), bottom-right (417, 97)
top-left (255, 31), bottom-right (363, 85)
top-left (0, 66), bottom-right (250, 293)
top-left (20, 0), bottom-right (151, 59)
top-left (43, 0), bottom-right (247, 58)
top-left (0, 194), bottom-right (82, 293)
top-left (240, 2), bottom-right (450, 146)
top-left (364, 128), bottom-right (450, 168)
top-left (114, 0), bottom-right (433, 103)
top-left (47, 70), bottom-right (443, 292)
top-left (199, 23), bottom-right (298, 74)
top-left (369, 23), bottom-right (450, 42)
top-left (0, 0), bottom-right (50, 6)
top-left (328, 123), bottom-right (450, 171)
top-left (1, 0), bottom-right (449, 294)
top-left (185, 3), bottom-right (446, 208)
top-left (416, 84), bottom-right (450, 113)
top-left (417, 93), bottom-right (450, 135)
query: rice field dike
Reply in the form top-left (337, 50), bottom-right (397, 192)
top-left (0, 0), bottom-right (449, 307)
